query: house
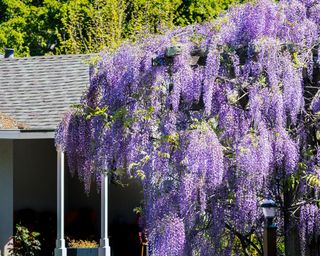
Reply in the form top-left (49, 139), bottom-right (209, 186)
top-left (0, 52), bottom-right (142, 256)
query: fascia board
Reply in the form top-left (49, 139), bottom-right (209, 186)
top-left (0, 130), bottom-right (55, 139)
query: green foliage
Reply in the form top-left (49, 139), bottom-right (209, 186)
top-left (125, 0), bottom-right (181, 35)
top-left (133, 206), bottom-right (142, 214)
top-left (9, 224), bottom-right (41, 256)
top-left (0, 0), bottom-right (63, 56)
top-left (175, 0), bottom-right (246, 26)
top-left (128, 150), bottom-right (150, 180)
top-left (84, 106), bottom-right (110, 120)
top-left (306, 173), bottom-right (320, 188)
top-left (0, 0), bottom-right (249, 56)
top-left (59, 0), bottom-right (127, 53)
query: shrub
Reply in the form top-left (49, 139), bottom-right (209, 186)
top-left (9, 224), bottom-right (41, 256)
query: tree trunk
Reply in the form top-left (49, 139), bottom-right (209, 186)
top-left (284, 222), bottom-right (300, 256)
top-left (284, 190), bottom-right (300, 256)
top-left (309, 235), bottom-right (320, 256)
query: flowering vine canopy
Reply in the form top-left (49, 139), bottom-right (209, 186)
top-left (56, 0), bottom-right (320, 255)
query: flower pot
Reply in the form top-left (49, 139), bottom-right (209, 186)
top-left (68, 248), bottom-right (98, 256)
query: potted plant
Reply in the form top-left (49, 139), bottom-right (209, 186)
top-left (67, 238), bottom-right (98, 256)
top-left (9, 224), bottom-right (41, 256)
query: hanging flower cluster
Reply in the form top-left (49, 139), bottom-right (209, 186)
top-left (56, 0), bottom-right (320, 254)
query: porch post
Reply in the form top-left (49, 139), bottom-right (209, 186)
top-left (99, 172), bottom-right (111, 256)
top-left (54, 149), bottom-right (67, 256)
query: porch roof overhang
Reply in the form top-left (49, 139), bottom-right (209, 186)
top-left (0, 129), bottom-right (55, 139)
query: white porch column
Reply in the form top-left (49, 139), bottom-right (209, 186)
top-left (54, 149), bottom-right (67, 256)
top-left (99, 172), bottom-right (111, 256)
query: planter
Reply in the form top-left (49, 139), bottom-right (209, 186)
top-left (68, 248), bottom-right (98, 256)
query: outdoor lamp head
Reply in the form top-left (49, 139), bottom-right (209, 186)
top-left (261, 199), bottom-right (276, 219)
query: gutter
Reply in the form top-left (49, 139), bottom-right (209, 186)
top-left (20, 129), bottom-right (55, 133)
top-left (0, 129), bottom-right (55, 139)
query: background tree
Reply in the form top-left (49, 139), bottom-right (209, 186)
top-left (0, 0), bottom-right (63, 56)
top-left (0, 0), bottom-right (248, 56)
top-left (175, 0), bottom-right (245, 26)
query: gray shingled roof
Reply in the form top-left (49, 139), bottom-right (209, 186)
top-left (0, 54), bottom-right (91, 130)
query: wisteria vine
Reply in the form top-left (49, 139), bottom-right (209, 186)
top-left (56, 0), bottom-right (320, 255)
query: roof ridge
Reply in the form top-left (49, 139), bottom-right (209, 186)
top-left (0, 53), bottom-right (95, 62)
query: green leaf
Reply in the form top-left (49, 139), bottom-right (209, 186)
top-left (133, 206), bottom-right (142, 214)
top-left (306, 174), bottom-right (320, 187)
top-left (316, 130), bottom-right (320, 141)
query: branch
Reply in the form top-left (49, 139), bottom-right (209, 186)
top-left (225, 222), bottom-right (263, 256)
top-left (289, 198), bottom-right (319, 210)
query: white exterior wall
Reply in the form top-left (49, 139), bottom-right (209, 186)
top-left (0, 140), bottom-right (13, 256)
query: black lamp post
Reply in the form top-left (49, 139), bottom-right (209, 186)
top-left (261, 199), bottom-right (277, 256)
